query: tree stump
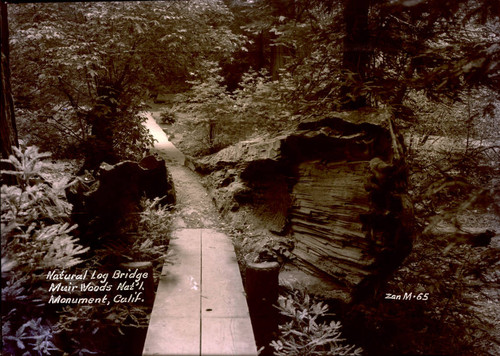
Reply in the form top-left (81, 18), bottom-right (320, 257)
top-left (245, 261), bottom-right (280, 355)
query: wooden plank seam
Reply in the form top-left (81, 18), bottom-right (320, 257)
top-left (199, 229), bottom-right (203, 356)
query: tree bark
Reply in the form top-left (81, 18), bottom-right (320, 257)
top-left (341, 0), bottom-right (370, 109)
top-left (1, 1), bottom-right (18, 160)
top-left (270, 41), bottom-right (284, 81)
top-left (256, 30), bottom-right (265, 71)
top-left (80, 88), bottom-right (119, 173)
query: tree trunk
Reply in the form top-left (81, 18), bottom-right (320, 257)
top-left (1, 2), bottom-right (19, 185)
top-left (255, 30), bottom-right (265, 71)
top-left (1, 1), bottom-right (18, 160)
top-left (341, 0), bottom-right (370, 109)
top-left (271, 42), bottom-right (284, 81)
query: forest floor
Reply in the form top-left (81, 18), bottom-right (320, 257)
top-left (373, 208), bottom-right (500, 355)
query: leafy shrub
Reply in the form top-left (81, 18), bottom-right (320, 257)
top-left (55, 199), bottom-right (174, 355)
top-left (15, 108), bottom-right (88, 159)
top-left (110, 108), bottom-right (156, 162)
top-left (159, 108), bottom-right (177, 125)
top-left (56, 303), bottom-right (151, 356)
top-left (90, 197), bottom-right (173, 268)
top-left (1, 146), bottom-right (88, 272)
top-left (2, 146), bottom-right (176, 355)
top-left (181, 61), bottom-right (240, 154)
top-left (270, 290), bottom-right (362, 356)
top-left (1, 146), bottom-right (89, 356)
top-left (233, 69), bottom-right (296, 134)
top-left (1, 145), bottom-right (51, 187)
top-left (177, 64), bottom-right (296, 156)
top-left (2, 318), bottom-right (61, 356)
top-left (15, 101), bottom-right (154, 164)
top-left (135, 198), bottom-right (173, 260)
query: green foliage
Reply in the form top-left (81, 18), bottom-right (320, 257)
top-left (1, 146), bottom-right (176, 355)
top-left (1, 182), bottom-right (69, 228)
top-left (159, 107), bottom-right (177, 125)
top-left (234, 69), bottom-right (296, 131)
top-left (1, 145), bottom-right (50, 188)
top-left (9, 1), bottom-right (245, 161)
top-left (1, 146), bottom-right (88, 356)
top-left (56, 197), bottom-right (174, 355)
top-left (89, 196), bottom-right (173, 267)
top-left (1, 146), bottom-right (87, 271)
top-left (133, 198), bottom-right (174, 263)
top-left (271, 290), bottom-right (362, 356)
top-left (109, 109), bottom-right (156, 162)
top-left (178, 64), bottom-right (296, 155)
top-left (182, 61), bottom-right (239, 153)
top-left (403, 88), bottom-right (499, 230)
top-left (56, 303), bottom-right (150, 355)
top-left (231, 0), bottom-right (500, 118)
top-left (2, 318), bottom-right (61, 356)
top-left (3, 219), bottom-right (87, 273)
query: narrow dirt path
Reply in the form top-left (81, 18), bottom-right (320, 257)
top-left (143, 112), bottom-right (219, 229)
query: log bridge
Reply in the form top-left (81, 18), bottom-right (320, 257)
top-left (188, 109), bottom-right (414, 302)
top-left (142, 227), bottom-right (257, 355)
top-left (142, 114), bottom-right (257, 355)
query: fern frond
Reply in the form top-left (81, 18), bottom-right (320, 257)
top-left (38, 224), bottom-right (89, 269)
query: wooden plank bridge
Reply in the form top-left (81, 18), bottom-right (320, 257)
top-left (143, 229), bottom-right (257, 356)
top-left (142, 113), bottom-right (258, 356)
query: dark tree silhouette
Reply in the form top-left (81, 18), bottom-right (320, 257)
top-left (340, 0), bottom-right (370, 109)
top-left (1, 1), bottom-right (18, 161)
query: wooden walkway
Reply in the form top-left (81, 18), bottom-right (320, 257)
top-left (142, 113), bottom-right (257, 356)
top-left (143, 229), bottom-right (257, 356)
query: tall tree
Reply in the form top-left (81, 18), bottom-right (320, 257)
top-left (340, 0), bottom-right (370, 109)
top-left (249, 0), bottom-right (499, 116)
top-left (1, 1), bottom-right (18, 161)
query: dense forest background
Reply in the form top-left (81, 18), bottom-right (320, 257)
top-left (5, 0), bottom-right (500, 161)
top-left (1, 0), bottom-right (499, 355)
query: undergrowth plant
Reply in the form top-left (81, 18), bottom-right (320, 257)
top-left (179, 64), bottom-right (296, 156)
top-left (129, 198), bottom-right (174, 282)
top-left (1, 145), bottom-right (89, 356)
top-left (56, 302), bottom-right (151, 356)
top-left (90, 197), bottom-right (174, 273)
top-left (271, 290), bottom-right (362, 356)
top-left (59, 199), bottom-right (175, 355)
top-left (1, 145), bottom-right (50, 189)
top-left (2, 146), bottom-right (176, 355)
top-left (135, 197), bottom-right (174, 260)
top-left (2, 317), bottom-right (61, 356)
